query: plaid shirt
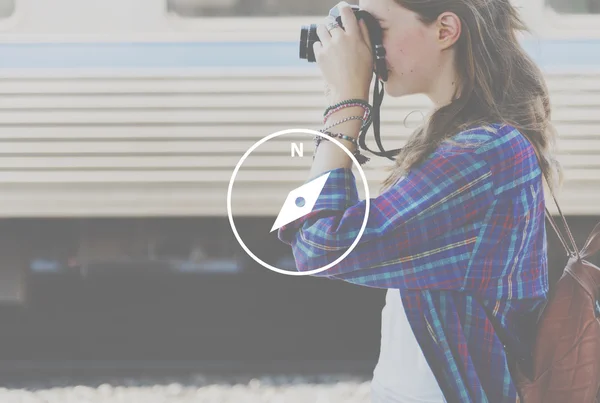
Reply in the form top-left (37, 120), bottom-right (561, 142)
top-left (278, 124), bottom-right (548, 403)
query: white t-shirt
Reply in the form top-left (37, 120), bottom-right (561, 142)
top-left (370, 289), bottom-right (446, 403)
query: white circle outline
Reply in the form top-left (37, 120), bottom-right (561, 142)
top-left (227, 128), bottom-right (370, 276)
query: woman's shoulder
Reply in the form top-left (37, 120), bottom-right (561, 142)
top-left (443, 123), bottom-right (532, 154)
top-left (442, 123), bottom-right (543, 194)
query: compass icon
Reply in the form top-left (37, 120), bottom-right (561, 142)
top-left (227, 128), bottom-right (370, 276)
top-left (270, 171), bottom-right (331, 232)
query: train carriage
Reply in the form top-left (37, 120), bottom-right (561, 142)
top-left (0, 0), bottom-right (599, 304)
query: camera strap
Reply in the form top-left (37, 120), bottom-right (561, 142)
top-left (357, 77), bottom-right (402, 161)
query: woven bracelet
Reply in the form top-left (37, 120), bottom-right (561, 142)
top-left (322, 131), bottom-right (358, 146)
top-left (324, 102), bottom-right (372, 124)
top-left (312, 132), bottom-right (370, 165)
top-left (323, 115), bottom-right (365, 132)
top-left (313, 131), bottom-right (358, 149)
top-left (324, 99), bottom-right (371, 117)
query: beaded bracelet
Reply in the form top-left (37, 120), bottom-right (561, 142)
top-left (324, 99), bottom-right (371, 118)
top-left (324, 102), bottom-right (372, 125)
top-left (324, 101), bottom-right (373, 133)
top-left (323, 115), bottom-right (365, 132)
top-left (324, 99), bottom-right (373, 131)
top-left (312, 131), bottom-right (370, 165)
top-left (314, 131), bottom-right (358, 147)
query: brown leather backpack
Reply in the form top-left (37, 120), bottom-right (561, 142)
top-left (513, 185), bottom-right (600, 403)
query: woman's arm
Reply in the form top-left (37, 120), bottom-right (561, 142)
top-left (278, 141), bottom-right (497, 291)
top-left (306, 92), bottom-right (369, 181)
top-left (306, 3), bottom-right (375, 180)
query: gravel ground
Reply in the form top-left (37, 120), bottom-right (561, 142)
top-left (0, 373), bottom-right (372, 403)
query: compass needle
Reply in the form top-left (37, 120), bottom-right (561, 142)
top-left (270, 172), bottom-right (332, 232)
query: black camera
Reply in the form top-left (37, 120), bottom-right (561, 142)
top-left (299, 4), bottom-right (388, 82)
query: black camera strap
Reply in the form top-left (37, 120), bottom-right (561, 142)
top-left (357, 75), bottom-right (402, 161)
top-left (353, 9), bottom-right (403, 162)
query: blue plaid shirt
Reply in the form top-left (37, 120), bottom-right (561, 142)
top-left (278, 124), bottom-right (548, 403)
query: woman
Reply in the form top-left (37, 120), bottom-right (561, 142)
top-left (277, 0), bottom-right (562, 402)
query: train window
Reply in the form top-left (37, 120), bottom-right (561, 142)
top-left (546, 0), bottom-right (600, 14)
top-left (0, 0), bottom-right (14, 18)
top-left (167, 0), bottom-right (355, 17)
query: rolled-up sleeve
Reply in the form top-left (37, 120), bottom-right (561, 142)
top-left (277, 146), bottom-right (496, 291)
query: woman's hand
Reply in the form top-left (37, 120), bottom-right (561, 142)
top-left (314, 1), bottom-right (374, 105)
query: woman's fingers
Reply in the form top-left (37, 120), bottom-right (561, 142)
top-left (312, 40), bottom-right (323, 62)
top-left (324, 16), bottom-right (343, 39)
top-left (338, 2), bottom-right (359, 37)
top-left (359, 19), bottom-right (373, 55)
top-left (316, 22), bottom-right (332, 46)
top-left (359, 20), bottom-right (375, 75)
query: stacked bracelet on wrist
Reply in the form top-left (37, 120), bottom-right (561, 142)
top-left (323, 115), bottom-right (365, 132)
top-left (323, 99), bottom-right (373, 132)
top-left (324, 99), bottom-right (372, 122)
top-left (313, 130), bottom-right (370, 165)
top-left (311, 98), bottom-right (374, 166)
top-left (313, 130), bottom-right (356, 147)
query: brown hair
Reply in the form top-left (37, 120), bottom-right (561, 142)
top-left (380, 0), bottom-right (563, 195)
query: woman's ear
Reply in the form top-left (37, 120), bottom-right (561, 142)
top-left (437, 12), bottom-right (461, 50)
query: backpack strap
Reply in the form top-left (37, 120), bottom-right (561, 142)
top-left (543, 189), bottom-right (580, 260)
top-left (519, 129), bottom-right (580, 260)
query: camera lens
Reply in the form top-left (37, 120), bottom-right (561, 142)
top-left (307, 24), bottom-right (318, 62)
top-left (299, 25), bottom-right (309, 60)
top-left (299, 23), bottom-right (319, 63)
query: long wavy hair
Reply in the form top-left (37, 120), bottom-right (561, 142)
top-left (380, 0), bottom-right (563, 195)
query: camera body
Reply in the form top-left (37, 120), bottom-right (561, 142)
top-left (299, 4), bottom-right (388, 81)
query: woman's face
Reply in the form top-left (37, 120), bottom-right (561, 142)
top-left (359, 0), bottom-right (444, 98)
